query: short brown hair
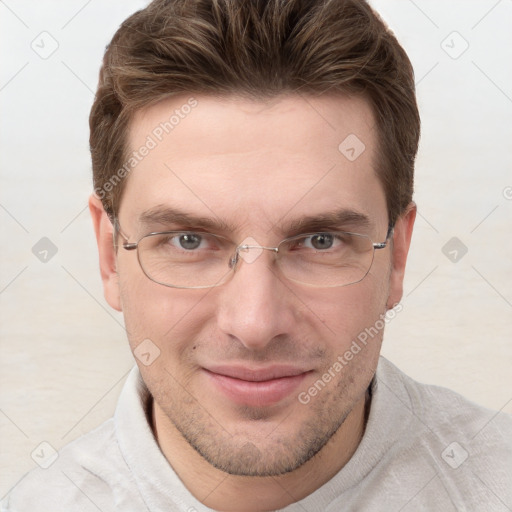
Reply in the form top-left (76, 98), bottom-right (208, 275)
top-left (90, 0), bottom-right (420, 226)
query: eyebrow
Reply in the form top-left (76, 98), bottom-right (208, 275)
top-left (139, 206), bottom-right (234, 232)
top-left (281, 209), bottom-right (373, 236)
top-left (138, 205), bottom-right (373, 236)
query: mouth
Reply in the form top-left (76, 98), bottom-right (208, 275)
top-left (202, 365), bottom-right (311, 408)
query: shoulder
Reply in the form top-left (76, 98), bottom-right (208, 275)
top-left (1, 418), bottom-right (142, 512)
top-left (374, 357), bottom-right (512, 508)
top-left (377, 356), bottom-right (512, 441)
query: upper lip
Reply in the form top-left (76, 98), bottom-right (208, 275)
top-left (204, 365), bottom-right (310, 382)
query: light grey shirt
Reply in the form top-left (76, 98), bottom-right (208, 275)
top-left (2, 357), bottom-right (511, 511)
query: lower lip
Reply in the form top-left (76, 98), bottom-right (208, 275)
top-left (204, 370), bottom-right (309, 407)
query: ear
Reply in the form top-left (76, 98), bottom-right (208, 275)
top-left (89, 194), bottom-right (122, 312)
top-left (387, 202), bottom-right (416, 309)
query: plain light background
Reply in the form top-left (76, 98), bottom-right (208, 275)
top-left (1, 0), bottom-right (511, 498)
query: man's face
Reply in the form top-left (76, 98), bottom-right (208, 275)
top-left (99, 94), bottom-right (411, 476)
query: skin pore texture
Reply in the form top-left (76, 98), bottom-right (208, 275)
top-left (89, 94), bottom-right (416, 511)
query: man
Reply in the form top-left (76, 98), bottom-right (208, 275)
top-left (3, 0), bottom-right (510, 510)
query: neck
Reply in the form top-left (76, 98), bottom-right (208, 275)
top-left (151, 390), bottom-right (370, 511)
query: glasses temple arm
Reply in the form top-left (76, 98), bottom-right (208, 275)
top-left (373, 224), bottom-right (395, 250)
top-left (111, 218), bottom-right (136, 250)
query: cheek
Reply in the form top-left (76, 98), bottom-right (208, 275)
top-left (309, 283), bottom-right (387, 393)
top-left (305, 271), bottom-right (389, 341)
top-left (117, 256), bottom-right (213, 355)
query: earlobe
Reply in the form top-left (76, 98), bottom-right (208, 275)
top-left (386, 202), bottom-right (416, 309)
top-left (88, 194), bottom-right (122, 312)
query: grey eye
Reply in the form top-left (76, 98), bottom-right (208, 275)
top-left (310, 233), bottom-right (334, 250)
top-left (178, 234), bottom-right (202, 250)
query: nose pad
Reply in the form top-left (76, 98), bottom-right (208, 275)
top-left (229, 251), bottom-right (239, 270)
top-left (229, 237), bottom-right (278, 271)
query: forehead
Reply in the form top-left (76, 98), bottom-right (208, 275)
top-left (122, 94), bottom-right (387, 236)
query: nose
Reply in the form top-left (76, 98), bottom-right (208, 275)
top-left (216, 248), bottom-right (296, 352)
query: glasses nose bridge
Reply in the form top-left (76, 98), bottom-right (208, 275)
top-left (229, 243), bottom-right (279, 270)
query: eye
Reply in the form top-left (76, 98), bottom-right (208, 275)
top-left (304, 233), bottom-right (336, 250)
top-left (172, 233), bottom-right (204, 250)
